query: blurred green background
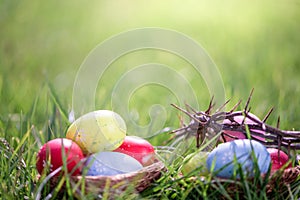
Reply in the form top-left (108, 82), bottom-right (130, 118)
top-left (1, 0), bottom-right (300, 132)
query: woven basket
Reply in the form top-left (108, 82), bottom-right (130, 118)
top-left (266, 165), bottom-right (300, 194)
top-left (45, 159), bottom-right (166, 198)
top-left (181, 164), bottom-right (300, 199)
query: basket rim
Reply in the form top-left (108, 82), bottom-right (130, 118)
top-left (72, 160), bottom-right (166, 180)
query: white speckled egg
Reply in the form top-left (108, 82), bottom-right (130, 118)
top-left (206, 139), bottom-right (270, 178)
top-left (85, 152), bottom-right (143, 176)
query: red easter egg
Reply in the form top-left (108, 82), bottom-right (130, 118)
top-left (36, 138), bottom-right (84, 176)
top-left (113, 136), bottom-right (155, 166)
top-left (267, 148), bottom-right (292, 173)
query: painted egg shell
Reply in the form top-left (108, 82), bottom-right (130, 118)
top-left (85, 152), bottom-right (143, 176)
top-left (181, 151), bottom-right (209, 176)
top-left (206, 139), bottom-right (270, 178)
top-left (222, 112), bottom-right (265, 142)
top-left (36, 138), bottom-right (84, 176)
top-left (267, 148), bottom-right (292, 173)
top-left (66, 110), bottom-right (126, 154)
top-left (113, 136), bottom-right (155, 166)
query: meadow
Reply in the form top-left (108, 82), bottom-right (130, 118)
top-left (1, 1), bottom-right (300, 199)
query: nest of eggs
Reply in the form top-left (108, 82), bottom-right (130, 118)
top-left (171, 89), bottom-right (300, 198)
top-left (34, 149), bottom-right (167, 199)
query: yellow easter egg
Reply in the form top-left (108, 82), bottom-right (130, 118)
top-left (66, 110), bottom-right (126, 154)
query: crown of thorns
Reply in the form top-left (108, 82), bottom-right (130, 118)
top-left (171, 89), bottom-right (300, 153)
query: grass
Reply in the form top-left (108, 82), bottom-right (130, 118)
top-left (1, 0), bottom-right (300, 199)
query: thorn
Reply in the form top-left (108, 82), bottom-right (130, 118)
top-left (242, 107), bottom-right (252, 125)
top-left (184, 101), bottom-right (191, 114)
top-left (178, 114), bottom-right (184, 127)
top-left (216, 98), bottom-right (231, 112)
top-left (205, 95), bottom-right (215, 114)
top-left (244, 88), bottom-right (254, 112)
top-left (184, 103), bottom-right (198, 114)
top-left (241, 111), bottom-right (248, 125)
top-left (246, 107), bottom-right (252, 115)
top-left (171, 103), bottom-right (204, 124)
top-left (262, 107), bottom-right (274, 123)
top-left (277, 116), bottom-right (280, 129)
top-left (170, 126), bottom-right (186, 134)
top-left (277, 134), bottom-right (282, 152)
top-left (229, 99), bottom-right (242, 113)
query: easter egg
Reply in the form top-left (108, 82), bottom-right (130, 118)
top-left (206, 139), bottom-right (270, 178)
top-left (267, 148), bottom-right (292, 173)
top-left (36, 138), bottom-right (84, 175)
top-left (222, 112), bottom-right (265, 142)
top-left (85, 152), bottom-right (143, 176)
top-left (113, 136), bottom-right (155, 166)
top-left (181, 151), bottom-right (209, 176)
top-left (66, 110), bottom-right (126, 154)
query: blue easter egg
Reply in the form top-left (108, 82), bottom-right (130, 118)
top-left (85, 152), bottom-right (143, 176)
top-left (206, 139), bottom-right (270, 178)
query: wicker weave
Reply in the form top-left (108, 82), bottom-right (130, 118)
top-left (47, 160), bottom-right (166, 198)
top-left (183, 165), bottom-right (300, 198)
top-left (74, 160), bottom-right (165, 193)
top-left (266, 165), bottom-right (300, 194)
